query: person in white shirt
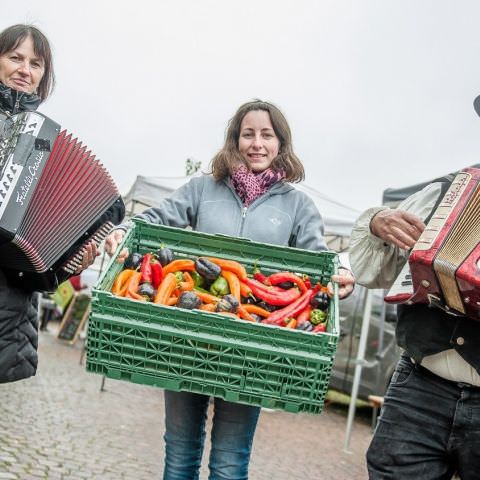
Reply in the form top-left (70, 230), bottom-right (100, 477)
top-left (349, 97), bottom-right (480, 480)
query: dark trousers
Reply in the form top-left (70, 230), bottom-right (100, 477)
top-left (367, 354), bottom-right (480, 479)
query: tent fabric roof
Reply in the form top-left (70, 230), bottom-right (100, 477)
top-left (123, 174), bottom-right (360, 238)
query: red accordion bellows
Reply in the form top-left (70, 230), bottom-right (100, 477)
top-left (0, 111), bottom-right (125, 290)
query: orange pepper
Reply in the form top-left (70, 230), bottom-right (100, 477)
top-left (193, 290), bottom-right (220, 304)
top-left (239, 281), bottom-right (252, 298)
top-left (199, 303), bottom-right (216, 312)
top-left (240, 304), bottom-right (271, 318)
top-left (162, 259), bottom-right (195, 276)
top-left (154, 273), bottom-right (178, 305)
top-left (179, 271), bottom-right (194, 291)
top-left (111, 269), bottom-right (136, 297)
top-left (221, 270), bottom-right (241, 302)
top-left (237, 305), bottom-right (255, 322)
top-left (205, 257), bottom-right (247, 280)
top-left (166, 296), bottom-right (178, 306)
top-left (126, 272), bottom-right (144, 300)
top-left (285, 318), bottom-right (297, 329)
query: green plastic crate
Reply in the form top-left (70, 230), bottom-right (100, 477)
top-left (86, 219), bottom-right (339, 414)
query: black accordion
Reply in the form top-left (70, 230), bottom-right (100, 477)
top-left (0, 110), bottom-right (125, 291)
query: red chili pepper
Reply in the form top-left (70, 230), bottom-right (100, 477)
top-left (245, 278), bottom-right (284, 293)
top-left (267, 272), bottom-right (307, 293)
top-left (151, 260), bottom-right (163, 289)
top-left (303, 275), bottom-right (311, 290)
top-left (244, 277), bottom-right (301, 306)
top-left (252, 264), bottom-right (270, 284)
top-left (296, 305), bottom-right (312, 325)
top-left (253, 271), bottom-right (268, 283)
top-left (262, 285), bottom-right (320, 325)
top-left (140, 253), bottom-right (153, 284)
top-left (312, 323), bottom-right (326, 333)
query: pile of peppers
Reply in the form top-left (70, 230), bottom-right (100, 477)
top-left (110, 247), bottom-right (330, 334)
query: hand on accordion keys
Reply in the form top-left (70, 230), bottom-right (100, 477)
top-left (74, 241), bottom-right (100, 274)
top-left (370, 208), bottom-right (426, 250)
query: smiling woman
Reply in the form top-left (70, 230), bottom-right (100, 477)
top-left (0, 36), bottom-right (44, 94)
top-left (103, 98), bottom-right (355, 479)
top-left (238, 110), bottom-right (280, 172)
top-left (0, 24), bottom-right (54, 101)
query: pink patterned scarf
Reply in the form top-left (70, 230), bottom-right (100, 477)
top-left (231, 165), bottom-right (285, 206)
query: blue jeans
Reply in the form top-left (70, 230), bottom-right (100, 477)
top-left (367, 354), bottom-right (480, 479)
top-left (163, 391), bottom-right (261, 480)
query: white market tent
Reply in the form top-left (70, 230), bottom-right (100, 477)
top-left (123, 174), bottom-right (361, 251)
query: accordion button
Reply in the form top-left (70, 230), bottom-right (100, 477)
top-left (456, 337), bottom-right (465, 346)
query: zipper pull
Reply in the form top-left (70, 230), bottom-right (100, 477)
top-left (13, 92), bottom-right (22, 114)
top-left (242, 207), bottom-right (247, 218)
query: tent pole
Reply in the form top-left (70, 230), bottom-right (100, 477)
top-left (343, 288), bottom-right (373, 453)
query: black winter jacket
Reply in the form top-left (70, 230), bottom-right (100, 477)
top-left (0, 271), bottom-right (39, 382)
top-left (0, 84), bottom-right (42, 383)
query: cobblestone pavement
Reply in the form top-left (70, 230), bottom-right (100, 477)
top-left (0, 324), bottom-right (372, 479)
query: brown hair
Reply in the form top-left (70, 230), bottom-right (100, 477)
top-left (0, 24), bottom-right (55, 101)
top-left (210, 99), bottom-right (305, 182)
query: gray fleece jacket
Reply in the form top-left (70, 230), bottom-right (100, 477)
top-left (127, 175), bottom-right (327, 251)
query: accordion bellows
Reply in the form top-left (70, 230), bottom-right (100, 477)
top-left (0, 111), bottom-right (125, 290)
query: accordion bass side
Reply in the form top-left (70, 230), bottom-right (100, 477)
top-left (0, 110), bottom-right (125, 291)
top-left (385, 167), bottom-right (480, 320)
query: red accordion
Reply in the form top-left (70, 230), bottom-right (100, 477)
top-left (0, 110), bottom-right (125, 290)
top-left (385, 167), bottom-right (480, 320)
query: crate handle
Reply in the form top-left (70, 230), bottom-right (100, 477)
top-left (213, 233), bottom-right (252, 242)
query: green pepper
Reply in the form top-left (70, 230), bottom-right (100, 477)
top-left (210, 276), bottom-right (230, 296)
top-left (310, 309), bottom-right (327, 325)
top-left (190, 270), bottom-right (205, 288)
top-left (193, 286), bottom-right (210, 294)
top-left (174, 271), bottom-right (184, 282)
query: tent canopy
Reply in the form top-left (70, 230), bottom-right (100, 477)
top-left (123, 174), bottom-right (360, 239)
top-left (382, 163), bottom-right (480, 206)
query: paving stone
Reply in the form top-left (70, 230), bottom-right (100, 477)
top-left (0, 324), bottom-right (373, 480)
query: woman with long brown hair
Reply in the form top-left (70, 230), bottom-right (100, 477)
top-left (105, 99), bottom-right (355, 479)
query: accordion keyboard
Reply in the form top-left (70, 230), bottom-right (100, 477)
top-left (62, 221), bottom-right (115, 274)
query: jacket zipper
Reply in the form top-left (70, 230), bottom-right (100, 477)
top-left (238, 206), bottom-right (248, 237)
top-left (224, 178), bottom-right (290, 237)
top-left (13, 91), bottom-right (22, 114)
top-left (239, 193), bottom-right (276, 236)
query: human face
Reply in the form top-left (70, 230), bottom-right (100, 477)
top-left (238, 110), bottom-right (280, 172)
top-left (0, 36), bottom-right (45, 94)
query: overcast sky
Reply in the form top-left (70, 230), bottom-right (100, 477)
top-left (4, 0), bottom-right (480, 212)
